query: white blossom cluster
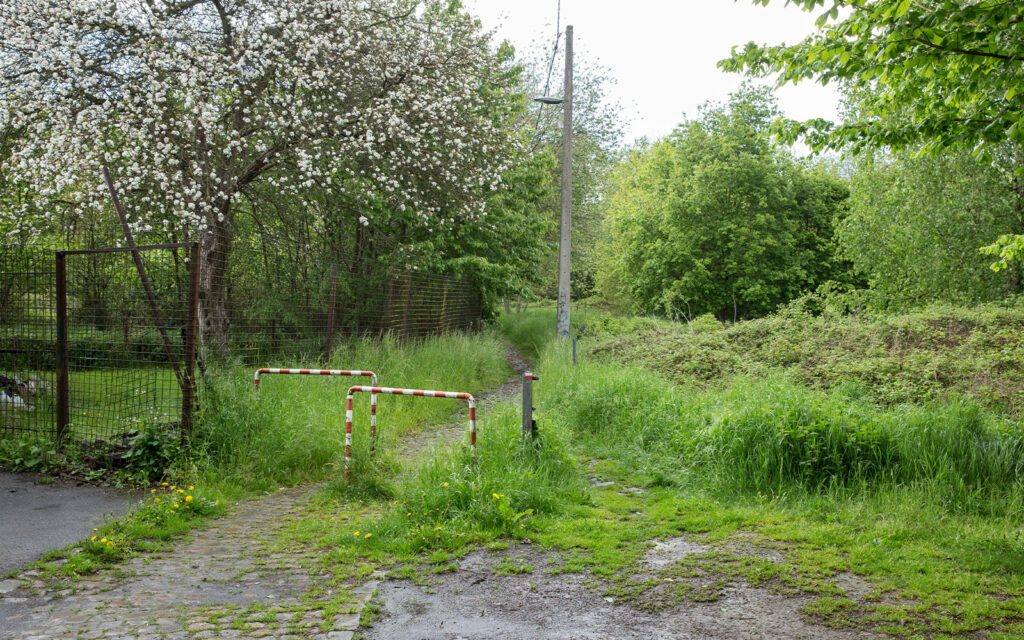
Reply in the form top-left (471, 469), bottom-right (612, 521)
top-left (0, 0), bottom-right (514, 235)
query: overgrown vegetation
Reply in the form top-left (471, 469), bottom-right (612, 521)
top-left (555, 302), bottom-right (1024, 415)
top-left (305, 404), bottom-right (587, 555)
top-left (493, 308), bottom-right (1024, 636)
top-left (5, 330), bottom-right (513, 581)
top-left (0, 422), bottom-right (181, 485)
top-left (194, 332), bottom-right (511, 497)
top-left (596, 86), bottom-right (853, 320)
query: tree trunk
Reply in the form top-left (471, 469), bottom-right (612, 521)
top-left (1011, 149), bottom-right (1024, 295)
top-left (199, 218), bottom-right (233, 358)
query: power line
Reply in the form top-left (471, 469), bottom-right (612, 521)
top-left (541, 0), bottom-right (562, 98)
top-left (531, 0), bottom-right (562, 147)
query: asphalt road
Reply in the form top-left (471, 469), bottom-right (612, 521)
top-left (0, 473), bottom-right (135, 575)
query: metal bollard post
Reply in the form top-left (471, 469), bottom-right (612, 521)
top-left (572, 323), bottom-right (586, 366)
top-left (522, 372), bottom-right (538, 439)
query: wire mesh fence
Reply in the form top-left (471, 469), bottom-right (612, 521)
top-left (0, 234), bottom-right (484, 445)
top-left (0, 246), bottom-right (56, 437)
top-left (55, 244), bottom-right (196, 444)
top-left (203, 230), bottom-right (483, 364)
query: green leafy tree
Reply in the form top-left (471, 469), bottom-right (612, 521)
top-left (598, 86), bottom-right (851, 320)
top-left (723, 1), bottom-right (1024, 273)
top-left (721, 0), bottom-right (1024, 157)
top-left (841, 149), bottom-right (1024, 307)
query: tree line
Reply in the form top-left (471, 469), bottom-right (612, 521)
top-left (593, 0), bottom-right (1024, 320)
top-left (2, 0), bottom-right (1022, 330)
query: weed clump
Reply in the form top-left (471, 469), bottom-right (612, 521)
top-left (348, 404), bottom-right (588, 553)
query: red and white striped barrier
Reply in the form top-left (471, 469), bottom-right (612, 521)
top-left (254, 368), bottom-right (380, 453)
top-left (344, 385), bottom-right (477, 478)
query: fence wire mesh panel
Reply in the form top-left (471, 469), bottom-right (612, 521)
top-left (0, 246), bottom-right (56, 436)
top-left (1, 225), bottom-right (484, 442)
top-left (206, 239), bottom-right (484, 365)
top-left (59, 245), bottom-right (194, 444)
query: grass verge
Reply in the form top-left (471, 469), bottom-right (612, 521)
top-left (491, 307), bottom-right (1024, 637)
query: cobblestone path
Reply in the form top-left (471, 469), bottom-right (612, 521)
top-left (1, 486), bottom-right (377, 640)
top-left (0, 349), bottom-right (530, 640)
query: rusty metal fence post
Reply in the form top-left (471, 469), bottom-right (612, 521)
top-left (54, 251), bottom-right (69, 443)
top-left (181, 242), bottom-right (200, 439)
top-left (325, 264), bottom-right (338, 362)
top-left (522, 371), bottom-right (538, 439)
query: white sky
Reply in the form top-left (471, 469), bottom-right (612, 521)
top-left (465, 0), bottom-right (841, 144)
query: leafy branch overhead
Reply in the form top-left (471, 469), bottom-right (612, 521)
top-left (721, 0), bottom-right (1024, 158)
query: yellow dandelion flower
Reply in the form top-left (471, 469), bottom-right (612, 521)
top-left (177, 489), bottom-right (184, 494)
top-left (161, 482), bottom-right (168, 486)
top-left (154, 498), bottom-right (161, 503)
top-left (150, 489), bottom-right (156, 494)
top-left (90, 535), bottom-right (97, 542)
top-left (353, 531), bottom-right (361, 537)
top-left (364, 533), bottom-right (373, 539)
top-left (100, 538), bottom-right (108, 543)
top-left (185, 495), bottom-right (193, 503)
top-left (188, 485), bottom-right (194, 491)
top-left (442, 482), bottom-right (449, 488)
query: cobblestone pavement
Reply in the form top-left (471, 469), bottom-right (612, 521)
top-left (0, 348), bottom-right (531, 640)
top-left (1, 486), bottom-right (378, 640)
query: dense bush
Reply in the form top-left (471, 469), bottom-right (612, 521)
top-left (840, 149), bottom-right (1023, 308)
top-left (580, 302), bottom-right (1024, 414)
top-left (596, 87), bottom-right (853, 320)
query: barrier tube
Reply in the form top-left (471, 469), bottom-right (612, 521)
top-left (344, 385), bottom-right (477, 478)
top-left (254, 368), bottom-right (380, 453)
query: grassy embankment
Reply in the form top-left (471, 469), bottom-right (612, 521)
top-left (494, 305), bottom-right (1024, 638)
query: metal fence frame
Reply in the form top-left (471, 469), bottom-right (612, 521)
top-left (2, 239), bottom-right (485, 445)
top-left (343, 385), bottom-right (477, 478)
top-left (54, 243), bottom-right (199, 443)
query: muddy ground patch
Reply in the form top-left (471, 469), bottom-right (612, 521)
top-left (364, 544), bottom-right (877, 640)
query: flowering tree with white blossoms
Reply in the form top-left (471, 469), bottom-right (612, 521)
top-left (0, 0), bottom-right (517, 346)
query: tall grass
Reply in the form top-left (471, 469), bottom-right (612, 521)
top-left (495, 306), bottom-right (605, 360)
top-left (505, 309), bottom-right (1024, 515)
top-left (191, 332), bottom-right (511, 495)
top-left (496, 308), bottom-right (560, 360)
top-left (341, 403), bottom-right (589, 553)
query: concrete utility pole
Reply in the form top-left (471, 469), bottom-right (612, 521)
top-left (556, 25), bottom-right (573, 340)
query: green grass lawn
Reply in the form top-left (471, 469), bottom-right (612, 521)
top-left (0, 367), bottom-right (181, 441)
